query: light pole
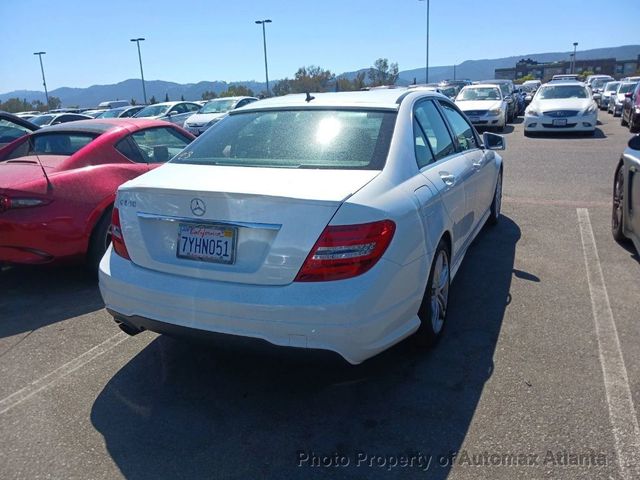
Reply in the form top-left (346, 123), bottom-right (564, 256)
top-left (130, 38), bottom-right (147, 104)
top-left (33, 52), bottom-right (49, 108)
top-left (572, 42), bottom-right (578, 74)
top-left (418, 0), bottom-right (430, 83)
top-left (255, 19), bottom-right (272, 96)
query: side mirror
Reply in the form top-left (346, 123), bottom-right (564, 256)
top-left (483, 131), bottom-right (505, 150)
top-left (628, 135), bottom-right (640, 151)
top-left (625, 92), bottom-right (633, 98)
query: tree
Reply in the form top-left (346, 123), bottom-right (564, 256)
top-left (367, 58), bottom-right (399, 87)
top-left (578, 70), bottom-right (595, 81)
top-left (164, 93), bottom-right (170, 102)
top-left (272, 79), bottom-right (292, 96)
top-left (46, 96), bottom-right (61, 110)
top-left (130, 98), bottom-right (137, 105)
top-left (201, 90), bottom-right (218, 100)
top-left (180, 94), bottom-right (185, 101)
top-left (149, 95), bottom-right (157, 104)
top-left (219, 84), bottom-right (254, 98)
top-left (515, 74), bottom-right (536, 84)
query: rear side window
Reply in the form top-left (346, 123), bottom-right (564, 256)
top-left (129, 127), bottom-right (192, 163)
top-left (414, 101), bottom-right (456, 162)
top-left (172, 109), bottom-right (397, 170)
top-left (438, 102), bottom-right (479, 151)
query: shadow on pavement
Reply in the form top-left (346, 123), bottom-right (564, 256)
top-left (525, 128), bottom-right (606, 140)
top-left (0, 265), bottom-right (103, 338)
top-left (91, 216), bottom-right (521, 480)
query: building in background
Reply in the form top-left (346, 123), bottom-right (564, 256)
top-left (495, 55), bottom-right (640, 81)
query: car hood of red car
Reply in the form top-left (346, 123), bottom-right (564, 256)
top-left (0, 155), bottom-right (69, 190)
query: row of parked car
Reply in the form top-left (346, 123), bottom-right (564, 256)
top-left (592, 76), bottom-right (640, 133)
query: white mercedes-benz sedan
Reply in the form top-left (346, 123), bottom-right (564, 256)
top-left (99, 89), bottom-right (505, 364)
top-left (524, 81), bottom-right (597, 136)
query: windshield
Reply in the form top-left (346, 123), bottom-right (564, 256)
top-left (135, 105), bottom-right (169, 117)
top-left (30, 115), bottom-right (55, 126)
top-left (605, 82), bottom-right (620, 92)
top-left (537, 85), bottom-right (588, 99)
top-left (96, 109), bottom-right (124, 118)
top-left (592, 79), bottom-right (607, 89)
top-left (457, 87), bottom-right (501, 101)
top-left (172, 109), bottom-right (396, 170)
top-left (618, 83), bottom-right (638, 94)
top-left (200, 99), bottom-right (236, 114)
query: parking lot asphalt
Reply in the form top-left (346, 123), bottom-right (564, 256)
top-left (1, 114), bottom-right (639, 479)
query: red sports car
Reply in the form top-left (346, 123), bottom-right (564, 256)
top-left (0, 118), bottom-right (194, 269)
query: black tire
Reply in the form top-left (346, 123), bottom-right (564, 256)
top-left (630, 115), bottom-right (640, 134)
top-left (87, 206), bottom-right (113, 272)
top-left (488, 170), bottom-right (503, 226)
top-left (621, 114), bottom-right (628, 127)
top-left (612, 166), bottom-right (627, 242)
top-left (414, 239), bottom-right (450, 348)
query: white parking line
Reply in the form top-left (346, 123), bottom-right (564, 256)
top-left (0, 332), bottom-right (128, 415)
top-left (577, 208), bottom-right (640, 479)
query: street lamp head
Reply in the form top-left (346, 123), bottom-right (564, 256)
top-left (33, 51), bottom-right (46, 55)
top-left (255, 19), bottom-right (272, 24)
top-left (130, 38), bottom-right (145, 42)
top-left (573, 42), bottom-right (578, 47)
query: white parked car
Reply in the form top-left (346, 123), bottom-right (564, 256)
top-left (183, 96), bottom-right (258, 136)
top-left (524, 82), bottom-right (597, 136)
top-left (99, 89), bottom-right (505, 364)
top-left (134, 101), bottom-right (202, 126)
top-left (600, 81), bottom-right (621, 110)
top-left (455, 84), bottom-right (508, 132)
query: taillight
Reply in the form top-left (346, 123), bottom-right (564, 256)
top-left (111, 207), bottom-right (131, 260)
top-left (295, 220), bottom-right (396, 282)
top-left (0, 195), bottom-right (49, 213)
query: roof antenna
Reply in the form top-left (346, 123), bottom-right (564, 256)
top-left (305, 92), bottom-right (315, 103)
top-left (30, 137), bottom-right (53, 192)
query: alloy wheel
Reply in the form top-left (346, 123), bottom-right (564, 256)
top-left (430, 250), bottom-right (450, 334)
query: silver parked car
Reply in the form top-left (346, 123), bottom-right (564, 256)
top-left (600, 81), bottom-right (620, 110)
top-left (134, 101), bottom-right (202, 126)
top-left (612, 134), bottom-right (640, 253)
top-left (183, 97), bottom-right (258, 136)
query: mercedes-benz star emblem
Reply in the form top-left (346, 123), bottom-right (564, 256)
top-left (190, 198), bottom-right (206, 217)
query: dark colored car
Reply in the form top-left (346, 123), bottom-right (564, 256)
top-left (30, 113), bottom-right (92, 126)
top-left (612, 135), bottom-right (640, 253)
top-left (621, 82), bottom-right (640, 133)
top-left (0, 119), bottom-right (194, 269)
top-left (0, 111), bottom-right (39, 148)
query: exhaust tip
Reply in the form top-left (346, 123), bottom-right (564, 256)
top-left (116, 322), bottom-right (143, 336)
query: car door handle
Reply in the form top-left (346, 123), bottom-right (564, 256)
top-left (439, 172), bottom-right (456, 186)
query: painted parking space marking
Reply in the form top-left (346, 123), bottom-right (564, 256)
top-left (577, 208), bottom-right (640, 479)
top-left (0, 332), bottom-right (128, 415)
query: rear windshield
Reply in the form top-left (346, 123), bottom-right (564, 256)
top-left (619, 83), bottom-right (638, 94)
top-left (27, 132), bottom-right (98, 156)
top-left (457, 87), bottom-right (501, 101)
top-left (172, 109), bottom-right (397, 170)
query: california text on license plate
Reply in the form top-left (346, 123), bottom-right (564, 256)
top-left (553, 119), bottom-right (567, 126)
top-left (177, 223), bottom-right (236, 264)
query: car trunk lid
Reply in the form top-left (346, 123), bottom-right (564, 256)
top-left (117, 164), bottom-right (380, 285)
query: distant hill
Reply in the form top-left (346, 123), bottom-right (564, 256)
top-left (2, 45), bottom-right (639, 107)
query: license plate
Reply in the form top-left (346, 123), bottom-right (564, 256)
top-left (177, 223), bottom-right (236, 264)
top-left (552, 119), bottom-right (567, 126)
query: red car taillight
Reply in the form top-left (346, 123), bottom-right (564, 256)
top-left (111, 207), bottom-right (131, 260)
top-left (295, 220), bottom-right (396, 282)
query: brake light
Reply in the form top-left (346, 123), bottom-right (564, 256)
top-left (0, 195), bottom-right (49, 213)
top-left (295, 220), bottom-right (395, 282)
top-left (111, 207), bottom-right (130, 260)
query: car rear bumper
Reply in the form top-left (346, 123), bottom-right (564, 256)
top-left (99, 246), bottom-right (426, 364)
top-left (524, 114), bottom-right (597, 132)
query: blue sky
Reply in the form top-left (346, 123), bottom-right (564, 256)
top-left (2, 0), bottom-right (639, 93)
